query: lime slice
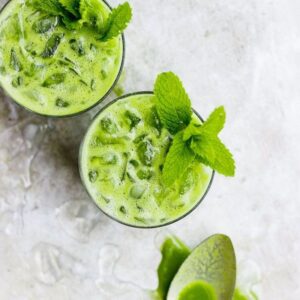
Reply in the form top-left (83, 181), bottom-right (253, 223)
top-left (178, 280), bottom-right (217, 300)
top-left (167, 234), bottom-right (236, 300)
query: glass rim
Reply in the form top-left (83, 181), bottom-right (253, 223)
top-left (0, 0), bottom-right (125, 119)
top-left (79, 91), bottom-right (215, 229)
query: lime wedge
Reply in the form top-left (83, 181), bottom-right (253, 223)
top-left (167, 234), bottom-right (236, 300)
top-left (178, 280), bottom-right (217, 300)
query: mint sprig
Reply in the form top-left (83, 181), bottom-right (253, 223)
top-left (59, 0), bottom-right (81, 18)
top-left (162, 132), bottom-right (196, 186)
top-left (154, 72), bottom-right (235, 186)
top-left (79, 0), bottom-right (107, 31)
top-left (30, 0), bottom-right (132, 40)
top-left (191, 134), bottom-right (235, 177)
top-left (30, 0), bottom-right (81, 29)
top-left (154, 72), bottom-right (192, 134)
top-left (30, 0), bottom-right (67, 17)
top-left (183, 106), bottom-right (226, 141)
top-left (100, 2), bottom-right (132, 41)
top-left (185, 107), bottom-right (235, 176)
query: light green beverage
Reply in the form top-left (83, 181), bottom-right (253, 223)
top-left (80, 93), bottom-right (214, 228)
top-left (0, 0), bottom-right (124, 117)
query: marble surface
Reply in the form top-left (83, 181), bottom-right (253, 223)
top-left (0, 0), bottom-right (300, 299)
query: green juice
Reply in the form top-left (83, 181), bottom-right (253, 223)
top-left (0, 0), bottom-right (123, 117)
top-left (80, 93), bottom-right (213, 227)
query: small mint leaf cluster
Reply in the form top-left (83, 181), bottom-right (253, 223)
top-left (30, 0), bottom-right (132, 41)
top-left (154, 72), bottom-right (235, 186)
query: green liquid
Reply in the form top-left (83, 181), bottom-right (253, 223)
top-left (0, 0), bottom-right (123, 116)
top-left (80, 93), bottom-right (213, 227)
top-left (154, 236), bottom-right (191, 299)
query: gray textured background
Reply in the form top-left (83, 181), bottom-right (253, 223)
top-left (0, 0), bottom-right (299, 299)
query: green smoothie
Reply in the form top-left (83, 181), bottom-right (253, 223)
top-left (0, 0), bottom-right (124, 116)
top-left (80, 93), bottom-right (213, 227)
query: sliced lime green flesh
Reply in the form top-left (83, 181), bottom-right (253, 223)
top-left (167, 234), bottom-right (236, 300)
top-left (0, 0), bottom-right (123, 116)
top-left (178, 280), bottom-right (217, 300)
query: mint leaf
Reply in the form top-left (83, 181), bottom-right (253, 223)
top-left (153, 73), bottom-right (235, 180)
top-left (182, 121), bottom-right (202, 141)
top-left (162, 131), bottom-right (195, 186)
top-left (190, 135), bottom-right (216, 163)
top-left (59, 0), bottom-right (81, 18)
top-left (191, 135), bottom-right (235, 176)
top-left (42, 73), bottom-right (66, 87)
top-left (182, 106), bottom-right (235, 177)
top-left (153, 236), bottom-right (191, 300)
top-left (154, 72), bottom-right (192, 134)
top-left (100, 2), bottom-right (132, 41)
top-left (79, 0), bottom-right (107, 31)
top-left (178, 281), bottom-right (217, 300)
top-left (41, 33), bottom-right (64, 58)
top-left (183, 106), bottom-right (225, 141)
top-left (167, 234), bottom-right (236, 300)
top-left (30, 0), bottom-right (63, 16)
top-left (30, 0), bottom-right (132, 37)
top-left (10, 48), bottom-right (22, 72)
top-left (61, 17), bottom-right (81, 30)
top-left (199, 106), bottom-right (226, 135)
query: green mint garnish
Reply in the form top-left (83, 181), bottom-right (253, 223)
top-left (42, 72), bottom-right (66, 87)
top-left (59, 0), bottom-right (81, 18)
top-left (154, 72), bottom-right (235, 186)
top-left (184, 106), bottom-right (235, 176)
top-left (30, 0), bottom-right (132, 39)
top-left (30, 0), bottom-right (79, 29)
top-left (10, 48), bottom-right (22, 71)
top-left (79, 0), bottom-right (107, 31)
top-left (162, 131), bottom-right (196, 186)
top-left (30, 0), bottom-right (66, 17)
top-left (154, 72), bottom-right (192, 134)
top-left (100, 2), bottom-right (132, 41)
top-left (183, 105), bottom-right (226, 140)
top-left (41, 33), bottom-right (64, 58)
top-left (191, 134), bottom-right (235, 177)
